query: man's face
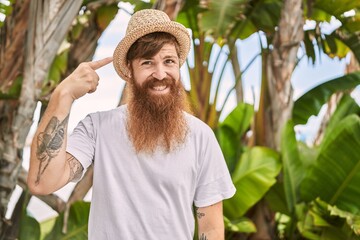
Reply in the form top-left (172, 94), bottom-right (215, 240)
top-left (130, 43), bottom-right (180, 96)
top-left (126, 43), bottom-right (188, 153)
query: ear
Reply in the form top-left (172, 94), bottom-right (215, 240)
top-left (126, 61), bottom-right (133, 78)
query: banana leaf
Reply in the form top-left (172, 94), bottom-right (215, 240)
top-left (293, 71), bottom-right (360, 125)
top-left (223, 147), bottom-right (281, 219)
top-left (300, 115), bottom-right (360, 214)
top-left (217, 102), bottom-right (254, 172)
top-left (281, 120), bottom-right (305, 213)
top-left (44, 201), bottom-right (90, 240)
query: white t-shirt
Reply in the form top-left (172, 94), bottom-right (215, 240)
top-left (67, 105), bottom-right (236, 240)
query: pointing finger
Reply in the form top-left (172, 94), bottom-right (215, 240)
top-left (88, 57), bottom-right (113, 70)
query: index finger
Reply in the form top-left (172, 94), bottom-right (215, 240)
top-left (88, 57), bottom-right (113, 70)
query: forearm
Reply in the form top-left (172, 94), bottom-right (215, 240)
top-left (196, 202), bottom-right (225, 240)
top-left (27, 57), bottom-right (112, 194)
top-left (198, 223), bottom-right (224, 240)
top-left (27, 88), bottom-right (74, 195)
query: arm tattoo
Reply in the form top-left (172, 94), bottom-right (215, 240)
top-left (195, 207), bottom-right (205, 219)
top-left (67, 154), bottom-right (84, 182)
top-left (199, 233), bottom-right (208, 240)
top-left (35, 115), bottom-right (69, 185)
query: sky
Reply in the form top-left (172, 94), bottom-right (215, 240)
top-left (6, 2), bottom-right (359, 222)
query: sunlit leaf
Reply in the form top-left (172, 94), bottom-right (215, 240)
top-left (301, 115), bottom-right (360, 214)
top-left (224, 216), bottom-right (256, 233)
top-left (223, 147), bottom-right (281, 219)
top-left (217, 103), bottom-right (254, 172)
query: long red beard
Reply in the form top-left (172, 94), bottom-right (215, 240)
top-left (127, 76), bottom-right (189, 153)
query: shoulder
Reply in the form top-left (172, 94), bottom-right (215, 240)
top-left (88, 105), bottom-right (127, 122)
top-left (184, 112), bottom-right (214, 136)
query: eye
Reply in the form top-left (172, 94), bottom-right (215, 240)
top-left (165, 59), bottom-right (176, 64)
top-left (141, 60), bottom-right (152, 65)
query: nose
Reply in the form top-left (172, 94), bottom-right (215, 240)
top-left (152, 64), bottom-right (167, 80)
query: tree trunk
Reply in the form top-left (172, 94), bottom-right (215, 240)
top-left (0, 0), bottom-right (83, 236)
top-left (252, 0), bottom-right (304, 239)
top-left (153, 0), bottom-right (185, 21)
top-left (266, 0), bottom-right (304, 150)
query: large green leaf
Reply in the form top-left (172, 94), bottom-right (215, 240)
top-left (300, 115), bottom-right (360, 214)
top-left (265, 182), bottom-right (289, 215)
top-left (217, 103), bottom-right (254, 172)
top-left (293, 71), bottom-right (360, 125)
top-left (281, 120), bottom-right (305, 213)
top-left (223, 147), bottom-right (281, 219)
top-left (44, 201), bottom-right (90, 240)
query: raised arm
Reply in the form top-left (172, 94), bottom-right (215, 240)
top-left (27, 57), bottom-right (113, 195)
top-left (196, 201), bottom-right (224, 240)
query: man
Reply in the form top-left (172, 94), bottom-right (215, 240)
top-left (28, 9), bottom-right (235, 239)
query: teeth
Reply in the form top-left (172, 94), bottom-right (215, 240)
top-left (153, 85), bottom-right (166, 91)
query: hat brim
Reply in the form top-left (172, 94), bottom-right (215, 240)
top-left (113, 21), bottom-right (190, 81)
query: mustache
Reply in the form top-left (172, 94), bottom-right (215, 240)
top-left (142, 76), bottom-right (175, 89)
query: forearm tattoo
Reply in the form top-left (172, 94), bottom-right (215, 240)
top-left (67, 154), bottom-right (83, 182)
top-left (35, 115), bottom-right (69, 184)
top-left (195, 207), bottom-right (205, 219)
top-left (199, 233), bottom-right (208, 240)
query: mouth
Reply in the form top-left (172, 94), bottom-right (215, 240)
top-left (149, 84), bottom-right (170, 94)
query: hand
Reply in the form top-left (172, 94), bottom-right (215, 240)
top-left (57, 57), bottom-right (113, 100)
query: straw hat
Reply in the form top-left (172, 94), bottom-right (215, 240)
top-left (113, 9), bottom-right (191, 81)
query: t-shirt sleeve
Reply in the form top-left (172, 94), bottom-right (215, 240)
top-left (194, 127), bottom-right (236, 207)
top-left (66, 114), bottom-right (96, 178)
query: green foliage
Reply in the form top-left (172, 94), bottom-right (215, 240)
top-left (0, 75), bottom-right (22, 99)
top-left (96, 4), bottom-right (119, 30)
top-left (199, 0), bottom-right (249, 38)
top-left (224, 216), bottom-right (256, 233)
top-left (43, 48), bottom-right (69, 96)
top-left (0, 0), bottom-right (14, 27)
top-left (217, 103), bottom-right (254, 172)
top-left (44, 201), bottom-right (90, 240)
top-left (132, 0), bottom-right (153, 12)
top-left (293, 71), bottom-right (360, 125)
top-left (297, 199), bottom-right (360, 239)
top-left (223, 147), bottom-right (281, 219)
top-left (177, 0), bottom-right (203, 39)
top-left (333, 31), bottom-right (360, 64)
top-left (321, 94), bottom-right (360, 141)
top-left (301, 115), bottom-right (360, 214)
top-left (313, 0), bottom-right (360, 19)
top-left (19, 213), bottom-right (41, 240)
top-left (281, 120), bottom-right (304, 213)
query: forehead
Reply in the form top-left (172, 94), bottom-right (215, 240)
top-left (144, 43), bottom-right (178, 58)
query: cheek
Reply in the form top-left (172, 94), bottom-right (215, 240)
top-left (132, 71), bottom-right (148, 86)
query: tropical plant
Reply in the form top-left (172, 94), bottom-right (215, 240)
top-left (1, 0), bottom-right (360, 239)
